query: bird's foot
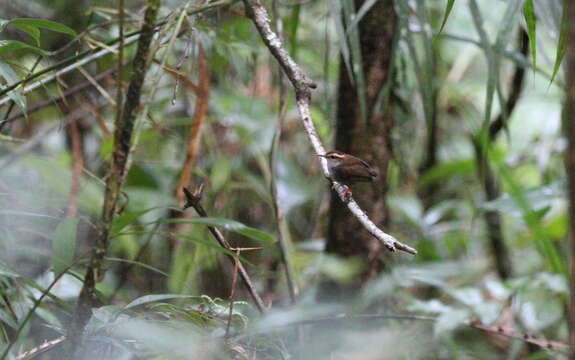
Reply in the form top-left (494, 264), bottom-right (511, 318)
top-left (333, 183), bottom-right (352, 202)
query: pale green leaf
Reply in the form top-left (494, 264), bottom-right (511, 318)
top-left (51, 218), bottom-right (78, 275)
top-left (439, 0), bottom-right (455, 33)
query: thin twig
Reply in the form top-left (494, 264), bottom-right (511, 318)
top-left (225, 249), bottom-right (241, 338)
top-left (183, 185), bottom-right (267, 313)
top-left (269, 0), bottom-right (298, 303)
top-left (15, 336), bottom-right (65, 360)
top-left (0, 36), bottom-right (140, 107)
top-left (1, 67), bottom-right (119, 126)
top-left (241, 0), bottom-right (416, 255)
top-left (0, 0), bottom-right (237, 101)
top-left (65, 117), bottom-right (84, 218)
top-left (176, 46), bottom-right (209, 205)
top-left (116, 0), bottom-right (125, 132)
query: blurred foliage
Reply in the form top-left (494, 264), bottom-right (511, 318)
top-left (0, 0), bottom-right (571, 359)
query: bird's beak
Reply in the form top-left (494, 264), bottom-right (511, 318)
top-left (316, 154), bottom-right (326, 158)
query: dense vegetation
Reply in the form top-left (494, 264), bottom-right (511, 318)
top-left (0, 0), bottom-right (574, 358)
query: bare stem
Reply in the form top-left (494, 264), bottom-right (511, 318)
top-left (183, 186), bottom-right (267, 313)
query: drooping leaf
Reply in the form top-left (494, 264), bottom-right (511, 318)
top-left (523, 0), bottom-right (536, 71)
top-left (8, 18), bottom-right (77, 37)
top-left (51, 218), bottom-right (78, 275)
top-left (0, 60), bottom-right (27, 113)
top-left (105, 257), bottom-right (168, 277)
top-left (288, 4), bottom-right (301, 57)
top-left (210, 156), bottom-right (231, 192)
top-left (0, 261), bottom-right (19, 278)
top-left (439, 0), bottom-right (456, 33)
top-left (328, 1), bottom-right (352, 85)
top-left (111, 207), bottom-right (160, 237)
top-left (0, 40), bottom-right (46, 56)
top-left (419, 159), bottom-right (475, 186)
top-left (163, 217), bottom-right (275, 243)
top-left (341, 0), bottom-right (367, 123)
top-left (347, 0), bottom-right (379, 31)
top-left (549, 1), bottom-right (566, 86)
top-left (123, 294), bottom-right (200, 310)
top-left (10, 23), bottom-right (40, 46)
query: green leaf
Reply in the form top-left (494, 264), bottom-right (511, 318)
top-left (164, 217), bottom-right (275, 243)
top-left (111, 207), bottom-right (160, 237)
top-left (288, 4), bottom-right (301, 57)
top-left (210, 156), bottom-right (231, 192)
top-left (11, 23), bottom-right (40, 46)
top-left (523, 0), bottom-right (536, 72)
top-left (8, 18), bottom-right (76, 37)
top-left (123, 294), bottom-right (200, 310)
top-left (549, 1), bottom-right (566, 86)
top-left (105, 257), bottom-right (168, 277)
top-left (329, 1), bottom-right (352, 85)
top-left (0, 40), bottom-right (46, 57)
top-left (347, 0), bottom-right (378, 30)
top-left (0, 60), bottom-right (27, 113)
top-left (419, 159), bottom-right (475, 186)
top-left (341, 0), bottom-right (367, 123)
top-left (0, 261), bottom-right (19, 278)
top-left (439, 0), bottom-right (455, 33)
top-left (51, 218), bottom-right (78, 275)
top-left (0, 308), bottom-right (18, 329)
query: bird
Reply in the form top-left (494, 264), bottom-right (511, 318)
top-left (317, 151), bottom-right (377, 199)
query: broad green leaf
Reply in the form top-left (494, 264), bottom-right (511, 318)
top-left (0, 40), bottom-right (46, 56)
top-left (439, 0), bottom-right (455, 33)
top-left (550, 1), bottom-right (566, 86)
top-left (523, 0), bottom-right (536, 71)
top-left (163, 217), bottom-right (275, 243)
top-left (497, 164), bottom-right (565, 274)
top-left (105, 257), bottom-right (168, 277)
top-left (419, 159), bottom-right (474, 186)
top-left (11, 23), bottom-right (40, 46)
top-left (123, 294), bottom-right (200, 310)
top-left (51, 218), bottom-right (78, 275)
top-left (288, 4), bottom-right (301, 57)
top-left (0, 60), bottom-right (27, 113)
top-left (8, 18), bottom-right (76, 37)
top-left (110, 207), bottom-right (160, 236)
top-left (210, 156), bottom-right (231, 192)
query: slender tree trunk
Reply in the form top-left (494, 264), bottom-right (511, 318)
top-left (72, 0), bottom-right (161, 348)
top-left (323, 0), bottom-right (397, 297)
top-left (564, 1), bottom-right (575, 355)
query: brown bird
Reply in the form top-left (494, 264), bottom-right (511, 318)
top-left (317, 150), bottom-right (378, 186)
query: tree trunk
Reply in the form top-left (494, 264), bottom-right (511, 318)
top-left (564, 0), bottom-right (575, 355)
top-left (324, 0), bottom-right (397, 297)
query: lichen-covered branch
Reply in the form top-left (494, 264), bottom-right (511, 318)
top-left (241, 0), bottom-right (416, 255)
top-left (75, 0), bottom-right (161, 333)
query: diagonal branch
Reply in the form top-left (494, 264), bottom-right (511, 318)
top-left (241, 0), bottom-right (416, 255)
top-left (183, 186), bottom-right (267, 313)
